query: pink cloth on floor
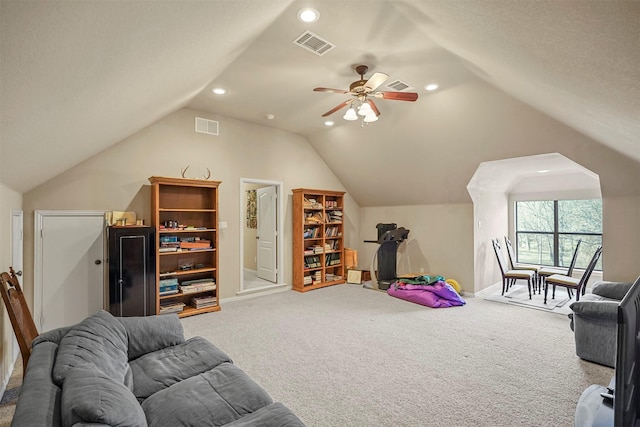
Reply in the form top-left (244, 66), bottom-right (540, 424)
top-left (387, 280), bottom-right (465, 308)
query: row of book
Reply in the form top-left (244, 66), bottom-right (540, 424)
top-left (303, 197), bottom-right (323, 209)
top-left (303, 227), bottom-right (320, 239)
top-left (304, 255), bottom-right (322, 269)
top-left (159, 295), bottom-right (217, 315)
top-left (303, 270), bottom-right (322, 285)
top-left (325, 226), bottom-right (341, 237)
top-left (324, 200), bottom-right (340, 208)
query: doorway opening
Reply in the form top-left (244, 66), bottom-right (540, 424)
top-left (239, 178), bottom-right (285, 294)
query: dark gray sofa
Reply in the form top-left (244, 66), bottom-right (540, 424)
top-left (569, 280), bottom-right (633, 368)
top-left (11, 310), bottom-right (304, 426)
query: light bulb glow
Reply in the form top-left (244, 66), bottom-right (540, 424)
top-left (425, 83), bottom-right (439, 91)
top-left (298, 8), bottom-right (319, 23)
top-left (212, 87), bottom-right (227, 95)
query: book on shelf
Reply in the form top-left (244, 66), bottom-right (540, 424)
top-left (191, 295), bottom-right (218, 309)
top-left (180, 240), bottom-right (211, 250)
top-left (159, 301), bottom-right (185, 315)
top-left (180, 278), bottom-right (217, 294)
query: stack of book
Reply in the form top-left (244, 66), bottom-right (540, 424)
top-left (327, 210), bottom-right (342, 223)
top-left (313, 271), bottom-right (322, 283)
top-left (303, 275), bottom-right (312, 285)
top-left (159, 278), bottom-right (179, 296)
top-left (180, 278), bottom-right (217, 294)
top-left (159, 301), bottom-right (185, 315)
top-left (191, 295), bottom-right (217, 309)
top-left (159, 235), bottom-right (180, 252)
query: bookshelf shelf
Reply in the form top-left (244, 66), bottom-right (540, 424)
top-left (292, 188), bottom-right (346, 292)
top-left (150, 176), bottom-right (221, 317)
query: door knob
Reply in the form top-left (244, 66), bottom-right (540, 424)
top-left (15, 270), bottom-right (22, 276)
top-left (95, 260), bottom-right (102, 265)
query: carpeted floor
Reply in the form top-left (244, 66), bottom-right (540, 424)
top-left (1, 284), bottom-right (612, 426)
top-left (181, 284), bottom-right (612, 427)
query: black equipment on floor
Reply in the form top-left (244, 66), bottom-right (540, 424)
top-left (364, 223), bottom-right (410, 291)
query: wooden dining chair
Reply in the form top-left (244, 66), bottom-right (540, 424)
top-left (504, 236), bottom-right (541, 292)
top-left (538, 239), bottom-right (582, 287)
top-left (492, 239), bottom-right (535, 298)
top-left (0, 267), bottom-right (39, 375)
top-left (544, 246), bottom-right (602, 304)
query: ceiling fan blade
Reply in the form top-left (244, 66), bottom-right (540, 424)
top-left (364, 72), bottom-right (389, 92)
top-left (314, 87), bottom-right (348, 94)
top-left (373, 91), bottom-right (419, 101)
top-left (321, 100), bottom-right (353, 117)
top-left (368, 99), bottom-right (381, 116)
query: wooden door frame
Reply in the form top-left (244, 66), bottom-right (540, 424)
top-left (238, 178), bottom-right (284, 292)
top-left (34, 210), bottom-right (106, 330)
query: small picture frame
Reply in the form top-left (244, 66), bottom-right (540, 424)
top-left (347, 269), bottom-right (362, 284)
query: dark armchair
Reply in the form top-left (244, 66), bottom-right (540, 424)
top-left (568, 280), bottom-right (634, 367)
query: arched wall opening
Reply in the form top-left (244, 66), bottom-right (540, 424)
top-left (467, 153), bottom-right (601, 294)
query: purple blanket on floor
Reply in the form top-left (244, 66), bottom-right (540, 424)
top-left (387, 280), bottom-right (466, 308)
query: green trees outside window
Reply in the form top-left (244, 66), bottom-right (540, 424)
top-left (515, 199), bottom-right (602, 270)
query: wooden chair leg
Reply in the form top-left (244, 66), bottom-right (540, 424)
top-left (527, 279), bottom-right (532, 299)
top-left (544, 283), bottom-right (549, 304)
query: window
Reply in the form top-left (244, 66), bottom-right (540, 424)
top-left (515, 199), bottom-right (602, 270)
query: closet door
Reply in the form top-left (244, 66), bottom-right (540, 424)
top-left (108, 226), bottom-right (156, 317)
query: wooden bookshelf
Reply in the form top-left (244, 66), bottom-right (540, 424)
top-left (149, 176), bottom-right (221, 317)
top-left (292, 188), bottom-right (346, 292)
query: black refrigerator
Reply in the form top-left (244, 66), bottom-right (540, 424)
top-left (107, 226), bottom-right (156, 317)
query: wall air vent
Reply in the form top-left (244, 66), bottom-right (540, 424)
top-left (386, 80), bottom-right (413, 91)
top-left (293, 31), bottom-right (335, 56)
top-left (195, 117), bottom-right (219, 136)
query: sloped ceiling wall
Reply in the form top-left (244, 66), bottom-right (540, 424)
top-left (1, 0), bottom-right (638, 204)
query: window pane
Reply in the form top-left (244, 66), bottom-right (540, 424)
top-left (516, 233), bottom-right (553, 265)
top-left (561, 235), bottom-right (603, 270)
top-left (516, 201), bottom-right (554, 232)
top-left (558, 199), bottom-right (602, 233)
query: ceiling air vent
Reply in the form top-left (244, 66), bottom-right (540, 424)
top-left (195, 117), bottom-right (219, 136)
top-left (293, 31), bottom-right (335, 56)
top-left (386, 80), bottom-right (413, 91)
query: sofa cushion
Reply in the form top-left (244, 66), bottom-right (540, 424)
top-left (117, 314), bottom-right (185, 360)
top-left (52, 310), bottom-right (130, 387)
top-left (61, 367), bottom-right (147, 427)
top-left (130, 336), bottom-right (232, 401)
top-left (141, 362), bottom-right (273, 426)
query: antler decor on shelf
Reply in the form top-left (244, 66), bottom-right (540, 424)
top-left (181, 166), bottom-right (212, 180)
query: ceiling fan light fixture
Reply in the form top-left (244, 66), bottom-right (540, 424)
top-left (358, 101), bottom-right (373, 116)
top-left (363, 113), bottom-right (378, 123)
top-left (343, 107), bottom-right (358, 121)
top-left (297, 8), bottom-right (319, 23)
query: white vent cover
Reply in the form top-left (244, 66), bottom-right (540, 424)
top-left (195, 117), bottom-right (219, 136)
top-left (386, 80), bottom-right (413, 91)
top-left (293, 31), bottom-right (335, 56)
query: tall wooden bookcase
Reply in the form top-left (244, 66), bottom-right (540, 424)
top-left (149, 176), bottom-right (221, 317)
top-left (292, 188), bottom-right (346, 292)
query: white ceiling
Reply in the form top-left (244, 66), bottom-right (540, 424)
top-left (1, 1), bottom-right (638, 204)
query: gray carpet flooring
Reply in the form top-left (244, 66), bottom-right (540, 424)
top-left (182, 284), bottom-right (613, 427)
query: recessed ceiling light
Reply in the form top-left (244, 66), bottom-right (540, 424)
top-left (537, 169), bottom-right (550, 173)
top-left (298, 8), bottom-right (319, 23)
top-left (266, 114), bottom-right (276, 120)
top-left (425, 83), bottom-right (439, 91)
top-left (212, 87), bottom-right (227, 95)
top-left (324, 121), bottom-right (334, 126)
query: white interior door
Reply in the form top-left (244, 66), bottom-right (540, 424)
top-left (34, 211), bottom-right (105, 332)
top-left (11, 210), bottom-right (23, 360)
top-left (256, 186), bottom-right (277, 282)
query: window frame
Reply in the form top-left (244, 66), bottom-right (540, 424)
top-left (514, 199), bottom-right (602, 268)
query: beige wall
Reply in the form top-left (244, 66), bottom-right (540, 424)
top-left (22, 107), bottom-right (360, 303)
top-left (0, 182), bottom-right (22, 392)
top-left (358, 204), bottom-right (474, 293)
top-left (602, 195), bottom-right (640, 282)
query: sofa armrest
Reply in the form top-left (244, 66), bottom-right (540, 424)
top-left (591, 281), bottom-right (633, 301)
top-left (570, 300), bottom-right (619, 321)
top-left (117, 314), bottom-right (185, 360)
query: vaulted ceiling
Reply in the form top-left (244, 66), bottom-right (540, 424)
top-left (1, 1), bottom-right (638, 205)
